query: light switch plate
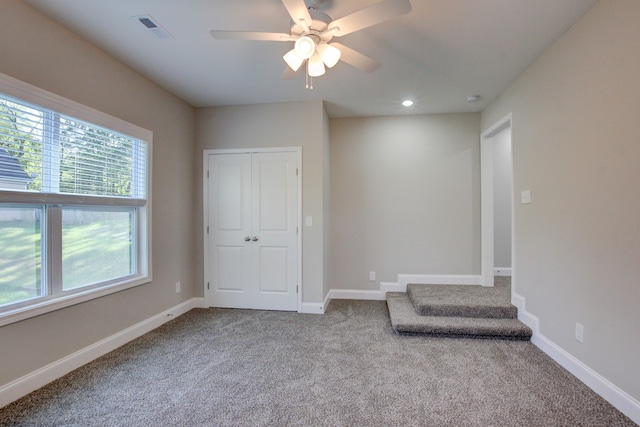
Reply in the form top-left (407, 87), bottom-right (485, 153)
top-left (575, 323), bottom-right (584, 343)
top-left (521, 190), bottom-right (532, 204)
top-left (305, 216), bottom-right (313, 226)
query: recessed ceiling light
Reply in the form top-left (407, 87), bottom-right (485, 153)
top-left (466, 95), bottom-right (480, 103)
top-left (402, 100), bottom-right (414, 107)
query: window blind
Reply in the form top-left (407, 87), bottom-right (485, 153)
top-left (0, 94), bottom-right (146, 200)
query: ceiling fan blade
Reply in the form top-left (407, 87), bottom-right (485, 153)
top-left (331, 43), bottom-right (380, 73)
top-left (281, 66), bottom-right (302, 80)
top-left (281, 0), bottom-right (313, 31)
top-left (328, 0), bottom-right (412, 37)
top-left (210, 30), bottom-right (296, 42)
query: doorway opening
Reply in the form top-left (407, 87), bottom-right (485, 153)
top-left (481, 114), bottom-right (513, 287)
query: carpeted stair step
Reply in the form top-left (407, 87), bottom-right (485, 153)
top-left (387, 292), bottom-right (532, 340)
top-left (407, 283), bottom-right (518, 319)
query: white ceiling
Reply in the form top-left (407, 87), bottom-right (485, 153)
top-left (22, 0), bottom-right (597, 118)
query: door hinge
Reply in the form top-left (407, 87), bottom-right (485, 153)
top-left (296, 168), bottom-right (298, 176)
top-left (296, 226), bottom-right (298, 235)
top-left (207, 170), bottom-right (209, 178)
top-left (207, 226), bottom-right (209, 234)
top-left (207, 282), bottom-right (210, 290)
top-left (296, 285), bottom-right (299, 294)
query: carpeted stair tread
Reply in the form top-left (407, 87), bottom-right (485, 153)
top-left (407, 283), bottom-right (517, 319)
top-left (387, 292), bottom-right (532, 340)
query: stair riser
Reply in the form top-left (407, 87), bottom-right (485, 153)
top-left (413, 305), bottom-right (518, 319)
top-left (393, 330), bottom-right (532, 341)
top-left (392, 322), bottom-right (531, 339)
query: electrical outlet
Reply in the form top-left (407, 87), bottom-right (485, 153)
top-left (175, 281), bottom-right (181, 293)
top-left (369, 271), bottom-right (376, 281)
top-left (575, 323), bottom-right (584, 343)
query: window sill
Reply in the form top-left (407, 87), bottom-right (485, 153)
top-left (0, 275), bottom-right (152, 327)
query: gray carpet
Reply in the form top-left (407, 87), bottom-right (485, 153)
top-left (0, 300), bottom-right (634, 426)
top-left (389, 276), bottom-right (532, 339)
top-left (387, 292), bottom-right (532, 339)
top-left (407, 280), bottom-right (517, 318)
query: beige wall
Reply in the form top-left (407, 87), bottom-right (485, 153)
top-left (194, 101), bottom-right (329, 304)
top-left (0, 0), bottom-right (195, 386)
top-left (482, 0), bottom-right (640, 401)
top-left (330, 114), bottom-right (481, 290)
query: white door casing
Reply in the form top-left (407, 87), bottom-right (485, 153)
top-left (204, 148), bottom-right (301, 311)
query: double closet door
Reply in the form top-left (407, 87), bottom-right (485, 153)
top-left (205, 150), bottom-right (300, 311)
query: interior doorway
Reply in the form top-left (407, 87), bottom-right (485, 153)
top-left (481, 114), bottom-right (513, 287)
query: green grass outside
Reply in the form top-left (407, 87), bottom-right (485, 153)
top-left (0, 217), bottom-right (132, 307)
top-left (62, 218), bottom-right (132, 289)
top-left (0, 220), bottom-right (41, 305)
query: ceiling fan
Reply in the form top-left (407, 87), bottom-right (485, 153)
top-left (210, 0), bottom-right (412, 86)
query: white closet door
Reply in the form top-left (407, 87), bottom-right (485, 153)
top-left (207, 153), bottom-right (252, 308)
top-left (250, 151), bottom-right (298, 310)
top-left (206, 150), bottom-right (299, 311)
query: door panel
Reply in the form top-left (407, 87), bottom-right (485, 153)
top-left (256, 160), bottom-right (289, 231)
top-left (206, 150), bottom-right (299, 311)
top-left (258, 246), bottom-right (289, 293)
top-left (217, 163), bottom-right (245, 230)
top-left (208, 153), bottom-right (252, 308)
top-left (216, 246), bottom-right (246, 291)
top-left (251, 152), bottom-right (298, 310)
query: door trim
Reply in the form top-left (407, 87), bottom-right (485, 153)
top-left (480, 114), bottom-right (513, 287)
top-left (203, 147), bottom-right (302, 312)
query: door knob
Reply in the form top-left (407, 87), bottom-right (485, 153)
top-left (244, 236), bottom-right (251, 241)
top-left (252, 236), bottom-right (259, 241)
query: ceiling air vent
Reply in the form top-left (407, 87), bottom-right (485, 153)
top-left (132, 14), bottom-right (173, 40)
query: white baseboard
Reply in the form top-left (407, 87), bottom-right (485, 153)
top-left (300, 290), bottom-right (330, 315)
top-left (301, 288), bottom-right (383, 314)
top-left (512, 291), bottom-right (640, 425)
top-left (329, 289), bottom-right (385, 301)
top-left (511, 292), bottom-right (538, 332)
top-left (0, 297), bottom-right (203, 409)
top-left (398, 274), bottom-right (481, 288)
top-left (192, 297), bottom-right (206, 308)
top-left (494, 267), bottom-right (512, 276)
top-left (300, 301), bottom-right (325, 314)
top-left (337, 275), bottom-right (483, 298)
top-left (323, 291), bottom-right (331, 313)
top-left (301, 288), bottom-right (387, 314)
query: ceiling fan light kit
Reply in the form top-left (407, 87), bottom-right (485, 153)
top-left (283, 49), bottom-right (305, 71)
top-left (317, 43), bottom-right (341, 68)
top-left (210, 0), bottom-right (412, 88)
top-left (308, 54), bottom-right (326, 77)
top-left (294, 36), bottom-right (316, 59)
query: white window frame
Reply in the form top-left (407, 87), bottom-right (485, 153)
top-left (0, 72), bottom-right (152, 327)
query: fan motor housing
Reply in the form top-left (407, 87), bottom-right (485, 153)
top-left (291, 10), bottom-right (333, 42)
top-left (304, 0), bottom-right (327, 10)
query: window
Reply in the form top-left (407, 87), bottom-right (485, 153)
top-left (0, 72), bottom-right (151, 325)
